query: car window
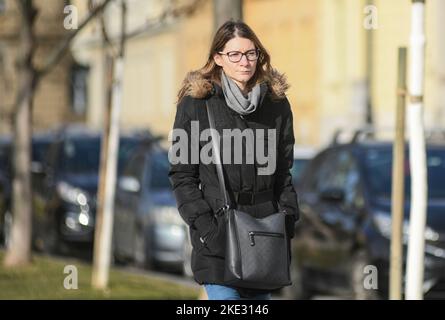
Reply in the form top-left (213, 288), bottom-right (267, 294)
top-left (363, 146), bottom-right (445, 199)
top-left (291, 159), bottom-right (310, 184)
top-left (0, 144), bottom-right (11, 174)
top-left (309, 151), bottom-right (336, 193)
top-left (147, 151), bottom-right (170, 190)
top-left (54, 136), bottom-right (143, 175)
top-left (32, 140), bottom-right (52, 163)
top-left (302, 151), bottom-right (329, 192)
top-left (327, 150), bottom-right (364, 208)
top-left (317, 150), bottom-right (364, 210)
top-left (117, 138), bottom-right (143, 175)
top-left (59, 138), bottom-right (101, 174)
top-left (123, 152), bottom-right (146, 181)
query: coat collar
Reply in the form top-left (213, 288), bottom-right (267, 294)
top-left (209, 81), bottom-right (269, 119)
top-left (181, 68), bottom-right (290, 100)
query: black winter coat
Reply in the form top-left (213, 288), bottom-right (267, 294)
top-left (169, 70), bottom-right (300, 287)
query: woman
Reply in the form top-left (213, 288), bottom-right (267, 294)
top-left (169, 20), bottom-right (299, 300)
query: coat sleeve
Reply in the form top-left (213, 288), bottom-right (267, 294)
top-left (168, 96), bottom-right (216, 240)
top-left (274, 98), bottom-right (300, 223)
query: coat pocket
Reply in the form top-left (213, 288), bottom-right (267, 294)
top-left (203, 214), bottom-right (226, 258)
top-left (190, 228), bottom-right (206, 253)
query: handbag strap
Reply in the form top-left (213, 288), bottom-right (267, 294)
top-left (205, 100), bottom-right (285, 214)
top-left (205, 100), bottom-right (231, 209)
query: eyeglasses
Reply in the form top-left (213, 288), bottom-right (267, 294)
top-left (218, 49), bottom-right (260, 63)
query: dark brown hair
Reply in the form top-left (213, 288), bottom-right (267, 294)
top-left (177, 20), bottom-right (275, 102)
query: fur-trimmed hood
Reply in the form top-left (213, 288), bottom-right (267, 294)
top-left (180, 68), bottom-right (290, 100)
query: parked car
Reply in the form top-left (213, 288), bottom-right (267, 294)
top-left (285, 131), bottom-right (445, 299)
top-left (113, 145), bottom-right (189, 275)
top-left (29, 125), bottom-right (156, 254)
top-left (0, 132), bottom-right (55, 248)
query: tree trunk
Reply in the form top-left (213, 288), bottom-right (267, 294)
top-left (390, 47), bottom-right (407, 300)
top-left (405, 0), bottom-right (427, 300)
top-left (3, 0), bottom-right (37, 267)
top-left (3, 0), bottom-right (113, 268)
top-left (364, 0), bottom-right (375, 128)
top-left (213, 0), bottom-right (243, 32)
top-left (92, 0), bottom-right (126, 289)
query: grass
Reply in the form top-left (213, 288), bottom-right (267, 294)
top-left (0, 250), bottom-right (199, 299)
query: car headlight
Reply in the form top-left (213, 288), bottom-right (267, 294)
top-left (78, 211), bottom-right (92, 226)
top-left (65, 211), bottom-right (93, 230)
top-left (57, 182), bottom-right (90, 206)
top-left (373, 211), bottom-right (439, 242)
top-left (152, 206), bottom-right (184, 226)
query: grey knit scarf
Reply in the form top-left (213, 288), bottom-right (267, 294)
top-left (220, 70), bottom-right (264, 116)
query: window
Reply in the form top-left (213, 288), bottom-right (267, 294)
top-left (0, 0), bottom-right (6, 14)
top-left (70, 63), bottom-right (89, 115)
top-left (0, 46), bottom-right (4, 109)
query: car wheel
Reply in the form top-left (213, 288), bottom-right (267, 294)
top-left (112, 240), bottom-right (127, 266)
top-left (350, 250), bottom-right (379, 300)
top-left (42, 226), bottom-right (59, 254)
top-left (3, 209), bottom-right (12, 249)
top-left (282, 260), bottom-right (311, 300)
top-left (41, 219), bottom-right (68, 255)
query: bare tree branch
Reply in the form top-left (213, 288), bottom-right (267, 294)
top-left (119, 0), bottom-right (126, 58)
top-left (4, 0), bottom-right (37, 267)
top-left (98, 0), bottom-right (126, 59)
top-left (70, 0), bottom-right (205, 53)
top-left (100, 9), bottom-right (118, 58)
top-left (14, 0), bottom-right (38, 112)
top-left (35, 0), bottom-right (113, 79)
top-left (118, 0), bottom-right (204, 41)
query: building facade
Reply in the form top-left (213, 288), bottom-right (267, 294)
top-left (70, 0), bottom-right (445, 148)
top-left (0, 0), bottom-right (85, 135)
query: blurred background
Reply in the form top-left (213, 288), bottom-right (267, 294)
top-left (0, 0), bottom-right (444, 300)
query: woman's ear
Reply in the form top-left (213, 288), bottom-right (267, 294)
top-left (213, 53), bottom-right (223, 67)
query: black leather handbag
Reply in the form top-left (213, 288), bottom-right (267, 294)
top-left (206, 101), bottom-right (292, 291)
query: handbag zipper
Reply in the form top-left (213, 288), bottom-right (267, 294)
top-left (248, 231), bottom-right (284, 246)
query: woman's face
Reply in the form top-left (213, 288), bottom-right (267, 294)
top-left (214, 37), bottom-right (258, 91)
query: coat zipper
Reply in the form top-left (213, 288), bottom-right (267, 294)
top-left (238, 114), bottom-right (257, 211)
top-left (248, 231), bottom-right (284, 246)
